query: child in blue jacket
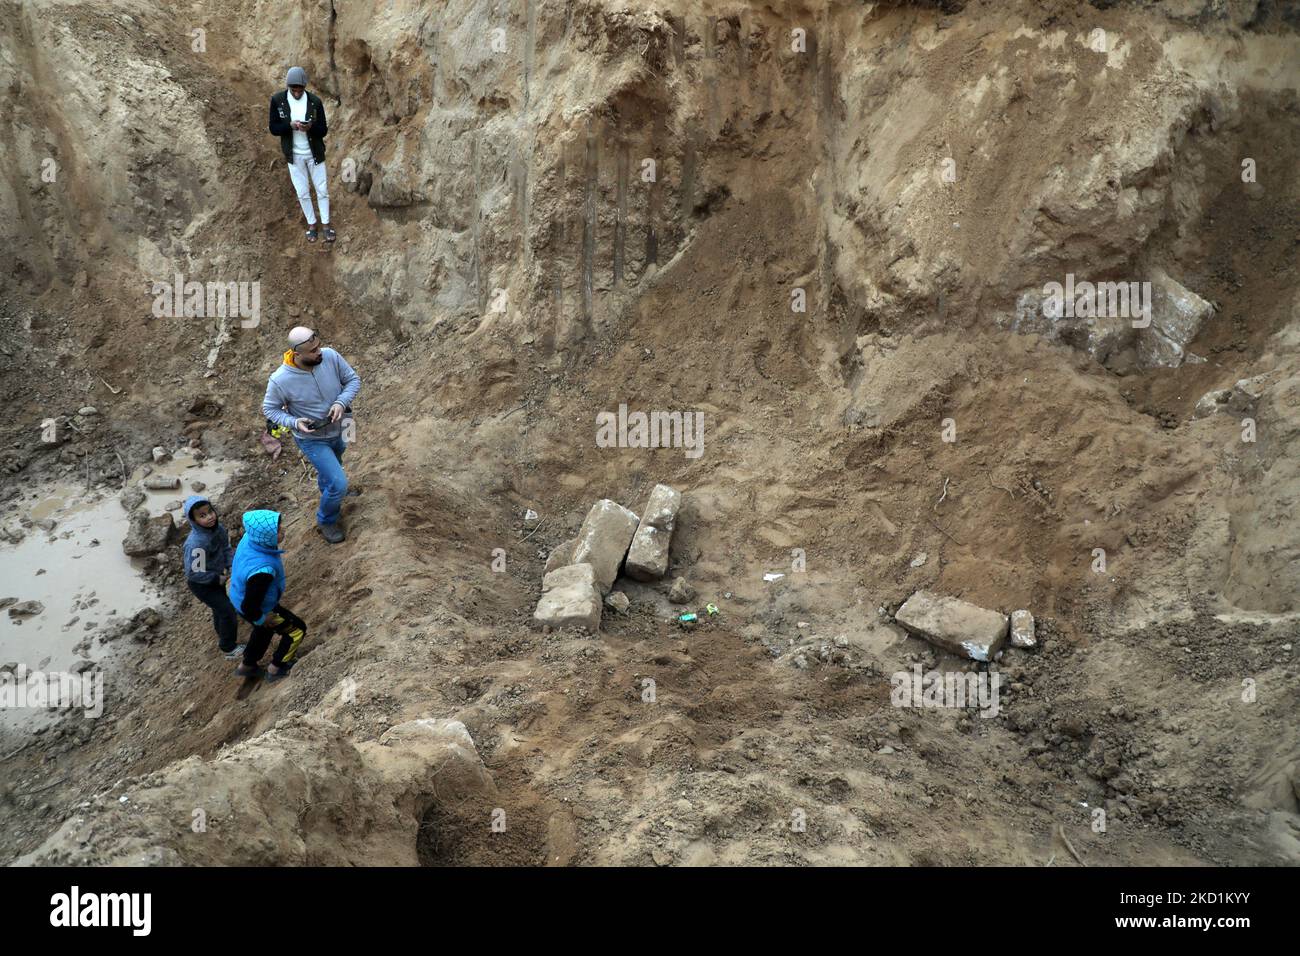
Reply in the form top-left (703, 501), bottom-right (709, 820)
top-left (181, 496), bottom-right (243, 658)
top-left (227, 510), bottom-right (307, 682)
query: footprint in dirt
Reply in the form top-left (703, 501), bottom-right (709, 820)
top-left (234, 673), bottom-right (263, 701)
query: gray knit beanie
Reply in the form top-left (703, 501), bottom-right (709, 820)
top-left (286, 66), bottom-right (308, 88)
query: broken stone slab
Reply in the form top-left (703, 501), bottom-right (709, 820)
top-left (143, 475), bottom-right (180, 491)
top-left (533, 563), bottom-right (602, 633)
top-left (570, 500), bottom-right (639, 595)
top-left (895, 590), bottom-right (1009, 662)
top-left (1010, 609), bottom-right (1036, 649)
top-left (625, 484), bottom-right (682, 582)
top-left (1137, 270), bottom-right (1214, 369)
top-left (123, 511), bottom-right (175, 557)
top-left (543, 538), bottom-right (576, 575)
top-left (1019, 271), bottom-right (1211, 372)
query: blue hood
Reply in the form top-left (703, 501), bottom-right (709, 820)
top-left (241, 509), bottom-right (284, 553)
top-left (181, 496), bottom-right (231, 583)
top-left (184, 495), bottom-right (212, 523)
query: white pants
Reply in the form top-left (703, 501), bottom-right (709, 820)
top-left (287, 154), bottom-right (329, 225)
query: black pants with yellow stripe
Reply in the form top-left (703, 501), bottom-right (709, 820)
top-left (243, 605), bottom-right (307, 669)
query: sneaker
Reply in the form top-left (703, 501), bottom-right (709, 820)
top-left (318, 522), bottom-right (346, 544)
top-left (266, 663), bottom-right (294, 684)
top-left (222, 644), bottom-right (247, 660)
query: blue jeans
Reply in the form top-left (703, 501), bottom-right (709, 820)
top-left (295, 434), bottom-right (348, 525)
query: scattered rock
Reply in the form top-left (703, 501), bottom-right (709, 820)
top-left (604, 591), bottom-right (631, 615)
top-left (7, 600), bottom-right (44, 618)
top-left (122, 511), bottom-right (175, 557)
top-left (1010, 609), bottom-right (1036, 649)
top-left (120, 487), bottom-right (147, 511)
top-left (151, 447), bottom-right (169, 464)
top-left (190, 481), bottom-right (206, 493)
top-left (78, 406), bottom-right (99, 417)
top-left (570, 500), bottom-right (639, 595)
top-left (624, 484), bottom-right (681, 582)
top-left (1228, 375), bottom-right (1266, 411)
top-left (1192, 375), bottom-right (1267, 421)
top-left (895, 590), bottom-right (1009, 662)
top-left (668, 577), bottom-right (696, 605)
top-left (533, 563), bottom-right (602, 633)
top-left (1192, 388), bottom-right (1232, 420)
top-left (910, 552), bottom-right (928, 568)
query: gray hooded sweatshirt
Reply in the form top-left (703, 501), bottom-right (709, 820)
top-left (262, 346), bottom-right (361, 442)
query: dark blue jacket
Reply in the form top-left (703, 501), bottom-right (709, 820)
top-left (181, 496), bottom-right (232, 585)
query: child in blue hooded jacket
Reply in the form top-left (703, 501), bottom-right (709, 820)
top-left (227, 510), bottom-right (307, 682)
top-left (182, 496), bottom-right (243, 658)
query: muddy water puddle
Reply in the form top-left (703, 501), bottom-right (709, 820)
top-left (0, 449), bottom-right (239, 730)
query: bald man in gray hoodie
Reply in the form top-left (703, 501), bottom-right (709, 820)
top-left (262, 327), bottom-right (360, 543)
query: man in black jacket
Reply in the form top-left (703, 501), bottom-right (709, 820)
top-left (269, 66), bottom-right (334, 243)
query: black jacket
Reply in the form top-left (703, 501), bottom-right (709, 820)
top-left (269, 89), bottom-right (327, 163)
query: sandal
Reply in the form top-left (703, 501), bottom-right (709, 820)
top-left (323, 226), bottom-right (336, 243)
top-left (306, 226), bottom-right (318, 243)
